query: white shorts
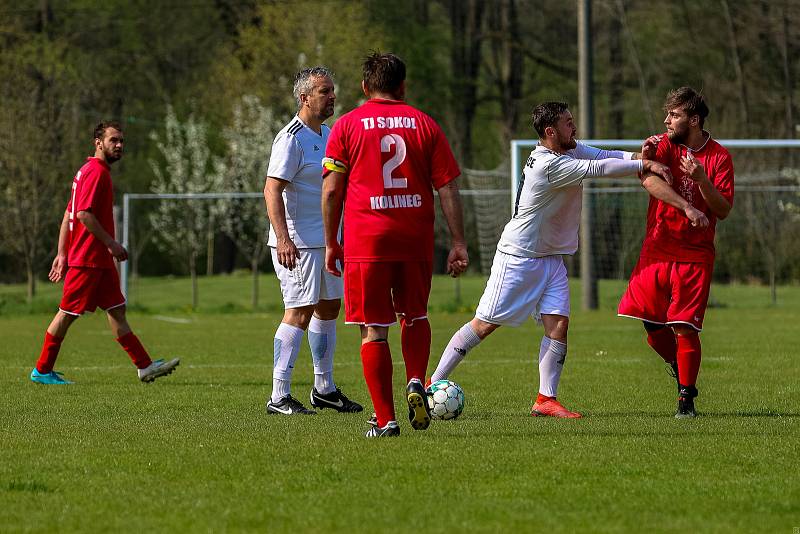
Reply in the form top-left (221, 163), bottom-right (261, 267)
top-left (271, 247), bottom-right (344, 309)
top-left (475, 251), bottom-right (570, 327)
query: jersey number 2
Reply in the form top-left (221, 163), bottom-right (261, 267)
top-left (380, 134), bottom-right (408, 189)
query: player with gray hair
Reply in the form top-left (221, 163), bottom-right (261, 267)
top-left (293, 66), bottom-right (334, 109)
top-left (264, 66), bottom-right (363, 416)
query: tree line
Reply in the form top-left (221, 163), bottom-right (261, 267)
top-left (1, 0), bottom-right (798, 300)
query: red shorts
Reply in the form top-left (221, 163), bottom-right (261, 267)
top-left (60, 266), bottom-right (125, 316)
top-left (344, 261), bottom-right (432, 326)
top-left (618, 257), bottom-right (713, 331)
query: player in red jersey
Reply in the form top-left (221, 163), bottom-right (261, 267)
top-left (619, 87), bottom-right (733, 417)
top-left (30, 122), bottom-right (179, 385)
top-left (322, 52), bottom-right (468, 438)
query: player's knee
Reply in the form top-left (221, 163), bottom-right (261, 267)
top-left (542, 314), bottom-right (568, 341)
top-left (548, 324), bottom-right (568, 343)
top-left (53, 311), bottom-right (78, 332)
top-left (470, 318), bottom-right (498, 339)
top-left (108, 305), bottom-right (126, 317)
top-left (283, 306), bottom-right (315, 329)
top-left (361, 325), bottom-right (389, 343)
top-left (314, 299), bottom-right (340, 321)
top-left (60, 311), bottom-right (79, 324)
top-left (673, 325), bottom-right (698, 337)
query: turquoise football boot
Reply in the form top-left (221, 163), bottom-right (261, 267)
top-left (30, 368), bottom-right (73, 385)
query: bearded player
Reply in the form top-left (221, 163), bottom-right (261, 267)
top-left (429, 102), bottom-right (704, 418)
top-left (31, 122), bottom-right (179, 385)
top-left (322, 52), bottom-right (468, 438)
top-left (619, 87), bottom-right (734, 418)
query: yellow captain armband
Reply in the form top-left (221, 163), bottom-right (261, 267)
top-left (322, 157), bottom-right (348, 175)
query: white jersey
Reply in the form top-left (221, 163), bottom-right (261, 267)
top-left (497, 141), bottom-right (640, 258)
top-left (267, 116), bottom-right (330, 249)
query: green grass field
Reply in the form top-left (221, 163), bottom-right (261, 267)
top-left (1, 273), bottom-right (799, 532)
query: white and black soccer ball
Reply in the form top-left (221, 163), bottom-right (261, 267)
top-left (426, 379), bottom-right (465, 420)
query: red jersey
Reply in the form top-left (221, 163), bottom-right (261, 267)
top-left (66, 157), bottom-right (116, 269)
top-left (325, 98), bottom-right (460, 262)
top-left (640, 133), bottom-right (734, 263)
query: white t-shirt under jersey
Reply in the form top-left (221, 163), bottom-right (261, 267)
top-left (498, 141), bottom-right (640, 258)
top-left (267, 116), bottom-right (329, 249)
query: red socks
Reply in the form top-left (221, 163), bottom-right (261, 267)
top-left (36, 332), bottom-right (64, 373)
top-left (361, 341), bottom-right (395, 428)
top-left (116, 332), bottom-right (153, 369)
top-left (647, 327), bottom-right (677, 364)
top-left (362, 319), bottom-right (431, 428)
top-left (676, 332), bottom-right (702, 387)
top-left (37, 331), bottom-right (152, 373)
top-left (400, 317), bottom-right (431, 383)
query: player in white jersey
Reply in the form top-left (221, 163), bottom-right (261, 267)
top-left (429, 101), bottom-right (692, 418)
top-left (264, 66), bottom-right (363, 416)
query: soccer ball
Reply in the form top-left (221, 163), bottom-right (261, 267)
top-left (426, 380), bottom-right (465, 420)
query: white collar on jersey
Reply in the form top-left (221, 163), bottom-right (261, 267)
top-left (679, 129), bottom-right (712, 154)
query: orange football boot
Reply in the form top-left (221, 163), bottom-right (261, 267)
top-left (530, 398), bottom-right (582, 418)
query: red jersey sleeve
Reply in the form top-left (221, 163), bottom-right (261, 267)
top-left (74, 166), bottom-right (108, 214)
top-left (711, 153), bottom-right (734, 206)
top-left (325, 118), bottom-right (350, 171)
top-left (655, 134), bottom-right (672, 165)
top-left (429, 122), bottom-right (460, 189)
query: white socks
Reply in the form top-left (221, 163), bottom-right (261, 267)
top-left (430, 323), bottom-right (482, 382)
top-left (308, 317), bottom-right (337, 395)
top-left (271, 323), bottom-right (304, 403)
top-left (538, 336), bottom-right (566, 398)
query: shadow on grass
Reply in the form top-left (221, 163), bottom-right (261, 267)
top-left (593, 410), bottom-right (798, 418)
top-left (4, 480), bottom-right (51, 493)
top-left (702, 411), bottom-right (799, 418)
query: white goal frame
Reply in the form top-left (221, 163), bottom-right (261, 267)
top-left (120, 192), bottom-right (264, 297)
top-left (119, 189), bottom-right (510, 297)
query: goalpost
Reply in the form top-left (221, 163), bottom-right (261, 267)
top-left (120, 192), bottom-right (264, 297)
top-left (119, 188), bottom-right (513, 299)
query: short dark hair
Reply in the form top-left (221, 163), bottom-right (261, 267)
top-left (362, 52), bottom-right (405, 95)
top-left (531, 102), bottom-right (569, 137)
top-left (663, 87), bottom-right (708, 127)
top-left (94, 121), bottom-right (123, 140)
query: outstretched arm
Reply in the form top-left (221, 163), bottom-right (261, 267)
top-left (436, 179), bottom-right (468, 277)
top-left (571, 141), bottom-right (635, 161)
